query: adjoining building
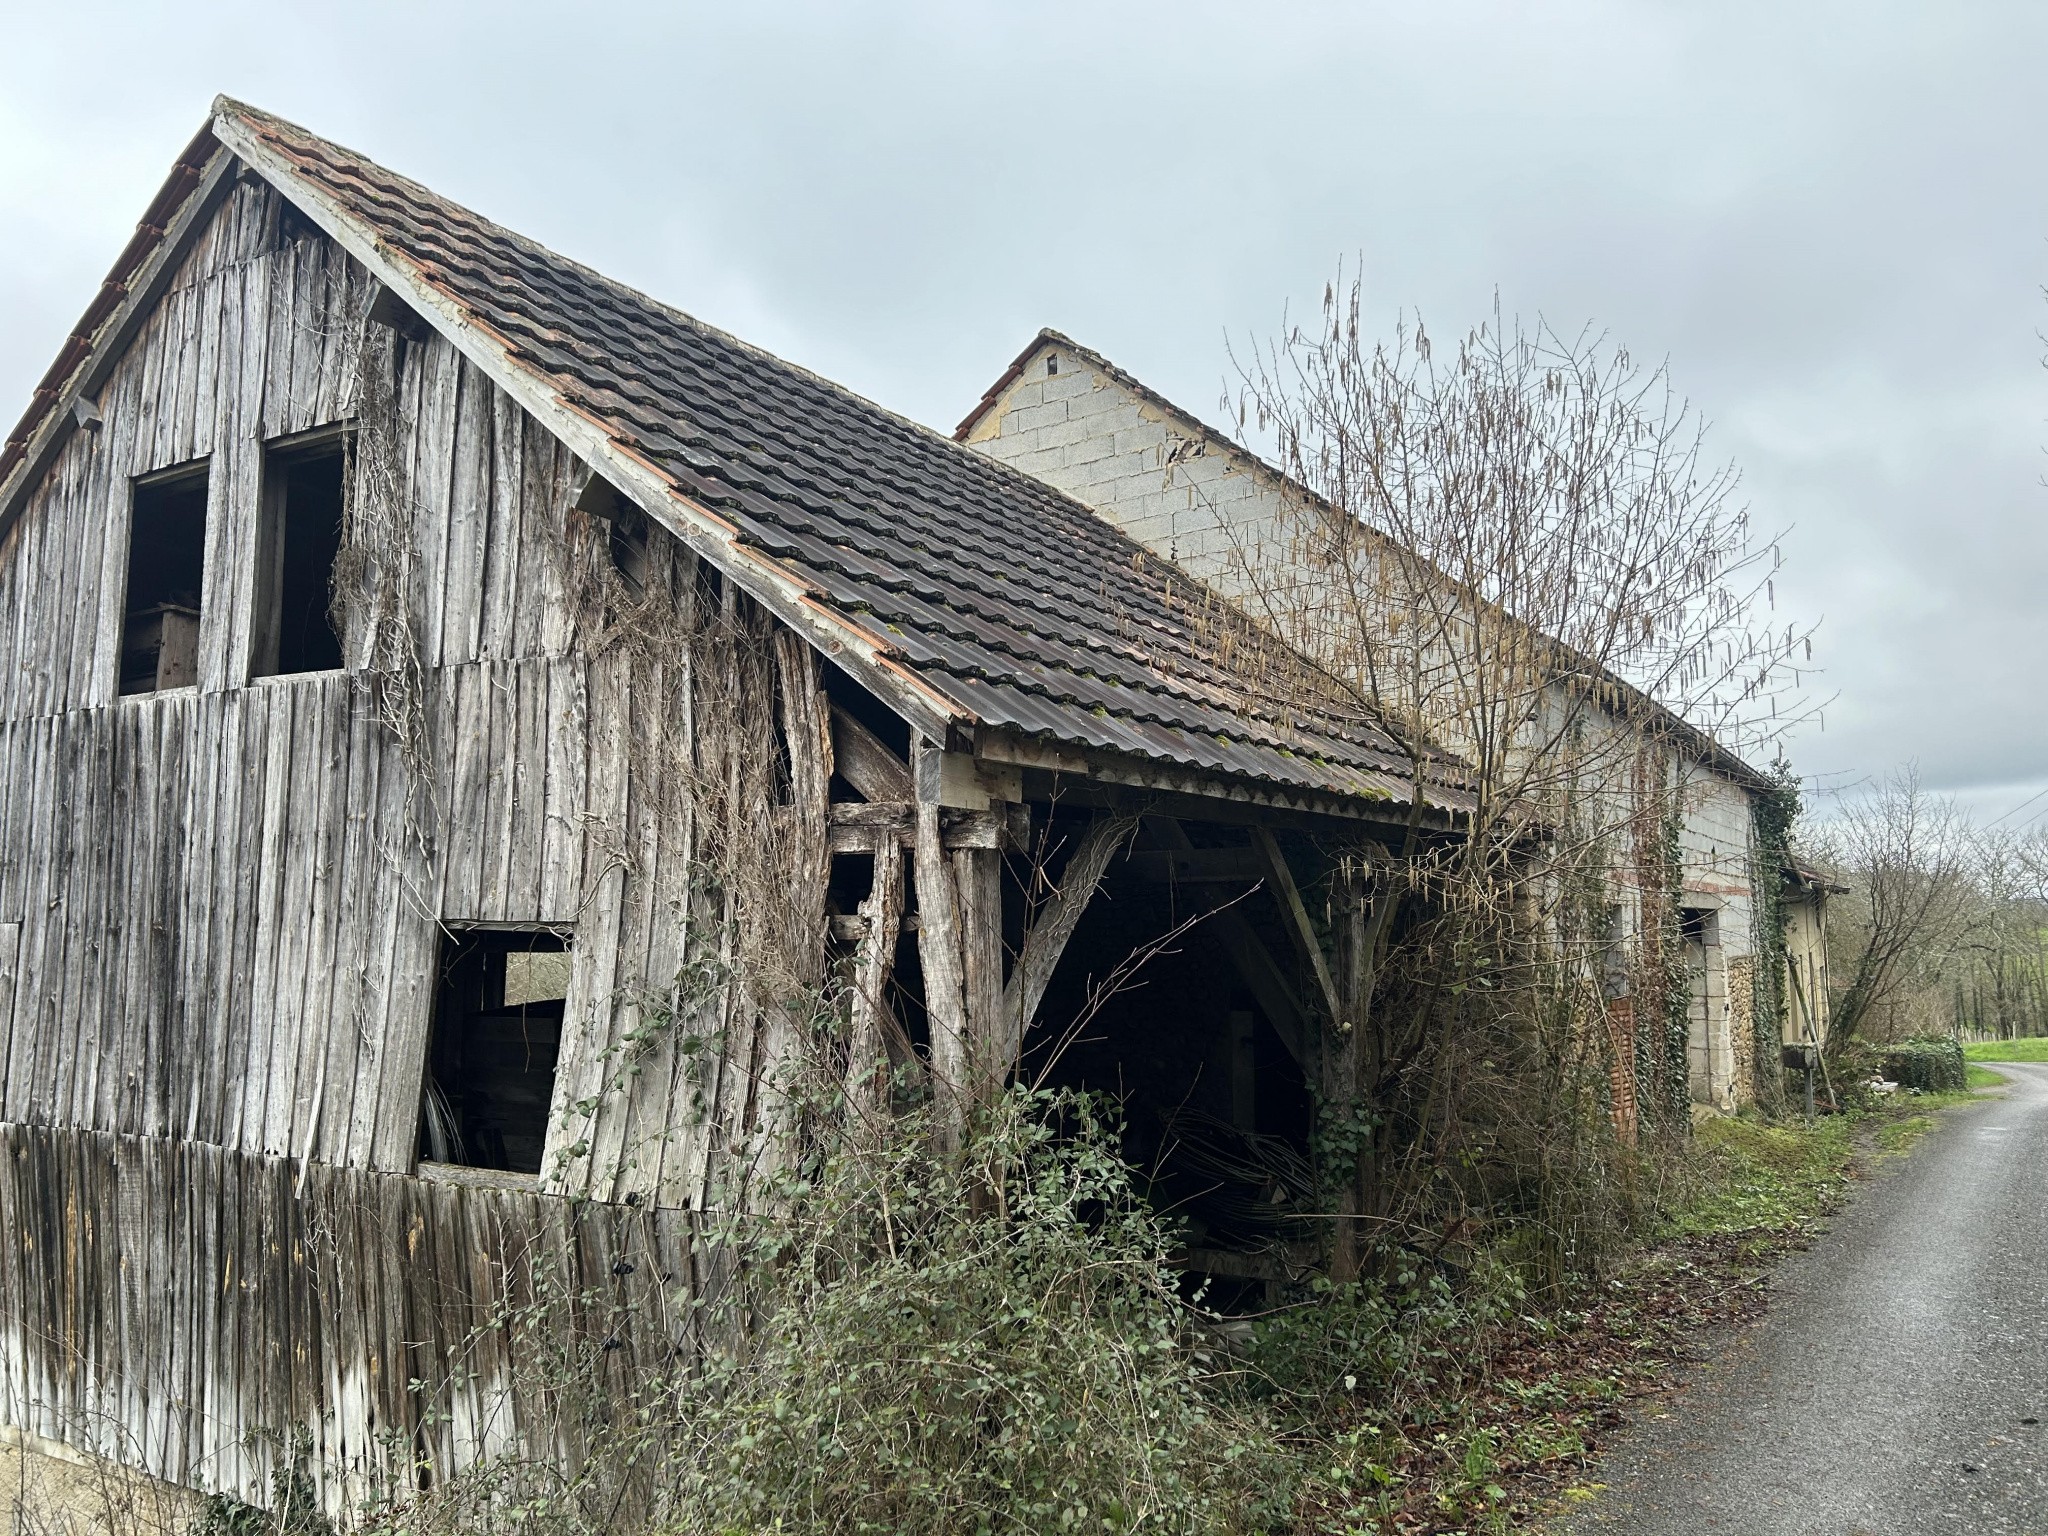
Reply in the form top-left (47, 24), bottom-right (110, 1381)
top-left (959, 329), bottom-right (1833, 1117)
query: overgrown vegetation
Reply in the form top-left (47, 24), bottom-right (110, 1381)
top-left (1212, 283), bottom-right (1816, 1296)
top-left (1747, 763), bottom-right (1803, 1108)
top-left (1876, 1035), bottom-right (1968, 1095)
top-left (316, 1058), bottom-right (1983, 1536)
top-left (1658, 1116), bottom-right (1852, 1241)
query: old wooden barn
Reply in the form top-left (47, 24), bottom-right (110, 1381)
top-left (0, 100), bottom-right (1482, 1516)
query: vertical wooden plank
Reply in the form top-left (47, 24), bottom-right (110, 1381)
top-left (594, 659), bottom-right (667, 1200)
top-left (179, 693), bottom-right (224, 1140)
top-left (481, 387), bottom-right (524, 659)
top-left (478, 658), bottom-right (520, 920)
top-left (258, 247), bottom-right (295, 440)
top-left (294, 676), bottom-right (352, 1166)
top-left (14, 714), bottom-right (64, 1122)
top-left (954, 846), bottom-right (1006, 1105)
top-left (366, 899), bottom-right (435, 1174)
top-left (504, 659), bottom-right (548, 924)
top-left (201, 259), bottom-right (256, 692)
top-left (324, 686), bottom-right (386, 1169)
top-left (412, 338), bottom-right (463, 672)
top-left (69, 712), bottom-right (118, 1130)
top-left (213, 692), bottom-right (269, 1152)
top-left (545, 649), bottom-right (629, 1195)
top-left (247, 682), bottom-right (297, 1153)
top-left (31, 449), bottom-right (82, 721)
top-left (189, 267), bottom-right (223, 463)
top-left (9, 716), bottom-right (61, 1123)
top-left (439, 661), bottom-right (489, 918)
top-left (60, 428), bottom-right (111, 712)
top-left (285, 239), bottom-right (328, 438)
top-left (529, 419), bottom-right (574, 660)
top-left (0, 923), bottom-right (20, 1113)
top-left (538, 657), bottom-right (588, 924)
top-left (7, 495), bottom-right (50, 715)
top-left (146, 698), bottom-right (192, 1140)
top-left (107, 703), bottom-right (152, 1134)
top-left (282, 675), bottom-right (346, 1163)
top-left (311, 244), bottom-right (357, 425)
top-left (441, 360), bottom-right (490, 667)
top-left (914, 742), bottom-right (970, 1144)
top-left (0, 527), bottom-right (19, 720)
top-left (80, 360), bottom-right (133, 710)
top-left (0, 720), bottom-right (22, 918)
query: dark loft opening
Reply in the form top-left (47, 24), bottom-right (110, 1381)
top-left (254, 438), bottom-right (347, 677)
top-left (119, 464), bottom-right (209, 695)
top-left (418, 928), bottom-right (570, 1175)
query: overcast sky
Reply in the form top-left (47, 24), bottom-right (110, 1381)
top-left (3, 3), bottom-right (2043, 823)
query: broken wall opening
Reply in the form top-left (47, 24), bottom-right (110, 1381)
top-left (120, 462), bottom-right (209, 694)
top-left (419, 927), bottom-right (571, 1175)
top-left (1023, 812), bottom-right (1321, 1305)
top-left (252, 433), bottom-right (347, 677)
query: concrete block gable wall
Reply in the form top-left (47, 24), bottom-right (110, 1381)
top-left (963, 341), bottom-right (1281, 601)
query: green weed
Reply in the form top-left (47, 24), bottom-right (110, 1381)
top-left (1657, 1116), bottom-right (1853, 1239)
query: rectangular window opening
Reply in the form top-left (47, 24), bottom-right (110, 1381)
top-left (253, 436), bottom-right (347, 678)
top-left (119, 464), bottom-right (209, 695)
top-left (418, 927), bottom-right (570, 1175)
top-left (1679, 906), bottom-right (1716, 947)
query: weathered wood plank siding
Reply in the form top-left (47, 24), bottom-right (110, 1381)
top-left (0, 178), bottom-right (828, 1503)
top-left (0, 1120), bottom-right (703, 1507)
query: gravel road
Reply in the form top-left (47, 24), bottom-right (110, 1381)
top-left (1556, 1062), bottom-right (2048, 1536)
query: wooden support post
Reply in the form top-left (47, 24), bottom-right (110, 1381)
top-left (830, 705), bottom-right (913, 802)
top-left (1325, 858), bottom-right (1389, 1283)
top-left (1209, 917), bottom-right (1310, 1071)
top-left (955, 845), bottom-right (1006, 1106)
top-left (912, 743), bottom-right (970, 1146)
top-left (1228, 1009), bottom-right (1256, 1132)
top-left (846, 836), bottom-right (904, 1121)
top-left (1252, 826), bottom-right (1342, 1024)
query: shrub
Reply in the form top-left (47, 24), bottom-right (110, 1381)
top-left (371, 1088), bottom-right (1295, 1536)
top-left (1879, 1036), bottom-right (1967, 1095)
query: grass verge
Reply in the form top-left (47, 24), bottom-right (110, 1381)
top-left (1965, 1037), bottom-right (2048, 1063)
top-left (1374, 1088), bottom-right (1995, 1534)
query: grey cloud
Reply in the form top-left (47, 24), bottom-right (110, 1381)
top-left (2, 0), bottom-right (2042, 807)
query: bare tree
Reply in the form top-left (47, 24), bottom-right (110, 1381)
top-left (1223, 279), bottom-right (1815, 1278)
top-left (1809, 766), bottom-right (1978, 1046)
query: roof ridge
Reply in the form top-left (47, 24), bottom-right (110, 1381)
top-left (220, 98), bottom-right (1062, 507)
top-left (21, 98), bottom-right (1467, 819)
top-left (213, 102), bottom-right (1344, 692)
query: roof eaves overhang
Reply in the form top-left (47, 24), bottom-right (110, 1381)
top-left (0, 123), bottom-right (237, 544)
top-left (209, 99), bottom-right (972, 750)
top-left (972, 725), bottom-right (1468, 834)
